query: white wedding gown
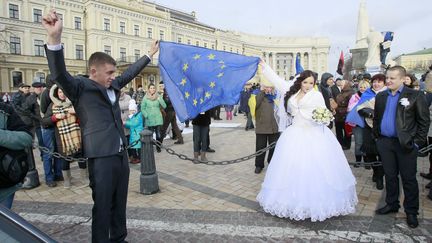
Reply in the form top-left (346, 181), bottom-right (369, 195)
top-left (256, 64), bottom-right (358, 222)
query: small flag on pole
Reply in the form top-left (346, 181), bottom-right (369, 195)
top-left (336, 51), bottom-right (344, 75)
top-left (295, 53), bottom-right (304, 75)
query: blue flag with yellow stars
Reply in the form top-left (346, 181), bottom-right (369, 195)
top-left (158, 41), bottom-right (259, 122)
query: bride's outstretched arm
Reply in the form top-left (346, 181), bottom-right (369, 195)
top-left (260, 61), bottom-right (291, 93)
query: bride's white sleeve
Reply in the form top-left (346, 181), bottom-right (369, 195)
top-left (261, 62), bottom-right (291, 93)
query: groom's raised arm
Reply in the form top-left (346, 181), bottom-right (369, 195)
top-left (42, 9), bottom-right (82, 102)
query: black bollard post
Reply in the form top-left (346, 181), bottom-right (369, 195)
top-left (139, 129), bottom-right (159, 194)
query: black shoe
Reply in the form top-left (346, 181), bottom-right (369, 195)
top-left (342, 146), bottom-right (350, 150)
top-left (421, 172), bottom-right (432, 180)
top-left (254, 167), bottom-right (263, 174)
top-left (376, 178), bottom-right (384, 190)
top-left (406, 214), bottom-right (419, 228)
top-left (206, 148), bottom-right (215, 153)
top-left (156, 148), bottom-right (161, 153)
top-left (365, 165), bottom-right (372, 170)
top-left (54, 176), bottom-right (64, 182)
top-left (46, 181), bottom-right (57, 188)
top-left (426, 181), bottom-right (432, 189)
top-left (376, 205), bottom-right (399, 215)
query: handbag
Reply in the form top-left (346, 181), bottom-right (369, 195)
top-left (0, 147), bottom-right (29, 188)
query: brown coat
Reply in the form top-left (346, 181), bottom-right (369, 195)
top-left (255, 91), bottom-right (278, 134)
top-left (335, 82), bottom-right (354, 122)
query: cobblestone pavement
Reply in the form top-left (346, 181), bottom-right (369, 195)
top-left (13, 113), bottom-right (432, 242)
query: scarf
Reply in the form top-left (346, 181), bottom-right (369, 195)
top-left (145, 93), bottom-right (159, 101)
top-left (50, 84), bottom-right (81, 156)
top-left (345, 87), bottom-right (387, 127)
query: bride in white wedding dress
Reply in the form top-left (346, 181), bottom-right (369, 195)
top-left (256, 62), bottom-right (358, 222)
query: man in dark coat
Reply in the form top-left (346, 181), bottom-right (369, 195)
top-left (373, 66), bottom-right (430, 229)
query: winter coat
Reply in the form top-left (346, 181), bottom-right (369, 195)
top-left (140, 94), bottom-right (166, 127)
top-left (335, 83), bottom-right (354, 122)
top-left (124, 112), bottom-right (143, 149)
top-left (318, 73), bottom-right (334, 110)
top-left (119, 93), bottom-right (131, 136)
top-left (255, 91), bottom-right (278, 134)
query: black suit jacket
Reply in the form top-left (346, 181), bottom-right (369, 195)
top-left (45, 46), bottom-right (151, 158)
top-left (373, 86), bottom-right (430, 152)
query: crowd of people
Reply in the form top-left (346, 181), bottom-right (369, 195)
top-left (1, 8), bottom-right (432, 242)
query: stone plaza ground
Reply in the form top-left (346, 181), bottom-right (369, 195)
top-left (12, 113), bottom-right (432, 242)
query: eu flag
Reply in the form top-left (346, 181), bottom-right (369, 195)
top-left (158, 41), bottom-right (259, 122)
top-left (295, 53), bottom-right (304, 75)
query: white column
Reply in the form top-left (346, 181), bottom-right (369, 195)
top-left (272, 52), bottom-right (277, 70)
top-left (291, 53), bottom-right (296, 76)
top-left (265, 52), bottom-right (270, 64)
top-left (308, 52), bottom-right (312, 70)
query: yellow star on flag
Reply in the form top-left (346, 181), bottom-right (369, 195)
top-left (208, 53), bottom-right (215, 60)
top-left (193, 99), bottom-right (198, 106)
top-left (205, 92), bottom-right (211, 98)
top-left (193, 54), bottom-right (201, 60)
top-left (182, 63), bottom-right (189, 71)
top-left (209, 82), bottom-right (216, 88)
top-left (219, 60), bottom-right (224, 64)
top-left (185, 92), bottom-right (190, 99)
top-left (217, 72), bottom-right (224, 78)
top-left (220, 64), bottom-right (226, 69)
top-left (200, 98), bottom-right (204, 104)
top-left (180, 78), bottom-right (187, 86)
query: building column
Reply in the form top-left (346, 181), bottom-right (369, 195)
top-left (265, 52), bottom-right (270, 64)
top-left (308, 52), bottom-right (312, 70)
top-left (272, 52), bottom-right (277, 70)
top-left (291, 52), bottom-right (296, 76)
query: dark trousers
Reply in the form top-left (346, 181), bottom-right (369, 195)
top-left (335, 121), bottom-right (351, 148)
top-left (428, 137), bottom-right (432, 174)
top-left (193, 125), bottom-right (209, 152)
top-left (376, 137), bottom-right (419, 214)
top-left (214, 106), bottom-right (221, 119)
top-left (364, 154), bottom-right (384, 178)
top-left (88, 151), bottom-right (130, 243)
top-left (160, 111), bottom-right (183, 142)
top-left (255, 133), bottom-right (280, 168)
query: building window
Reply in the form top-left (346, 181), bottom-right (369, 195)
top-left (35, 72), bottom-right (45, 83)
top-left (104, 18), bottom-right (110, 31)
top-left (178, 37), bottom-right (182, 43)
top-left (120, 21), bottom-right (126, 34)
top-left (230, 48), bottom-right (233, 52)
top-left (76, 45), bottom-right (84, 60)
top-left (204, 43), bottom-right (208, 48)
top-left (104, 45), bottom-right (111, 55)
top-left (147, 28), bottom-right (152, 39)
top-left (10, 37), bottom-right (21, 54)
top-left (74, 17), bottom-right (81, 29)
top-left (134, 49), bottom-right (140, 61)
top-left (223, 46), bottom-right (226, 51)
top-left (12, 71), bottom-right (23, 87)
top-left (134, 25), bottom-right (139, 36)
top-left (196, 41), bottom-right (199, 46)
top-left (120, 48), bottom-right (126, 61)
top-left (159, 30), bottom-right (164, 40)
top-left (9, 4), bottom-right (19, 19)
top-left (211, 44), bottom-right (215, 49)
top-left (34, 40), bottom-right (44, 56)
top-left (33, 9), bottom-right (42, 23)
top-left (187, 39), bottom-right (191, 45)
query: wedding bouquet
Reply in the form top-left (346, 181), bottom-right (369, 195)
top-left (312, 107), bottom-right (334, 125)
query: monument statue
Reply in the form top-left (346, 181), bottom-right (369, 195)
top-left (365, 29), bottom-right (384, 69)
top-left (355, 0), bottom-right (370, 49)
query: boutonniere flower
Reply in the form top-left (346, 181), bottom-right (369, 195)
top-left (400, 98), bottom-right (410, 107)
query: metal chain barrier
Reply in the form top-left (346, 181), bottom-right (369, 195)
top-left (33, 139), bottom-right (141, 163)
top-left (152, 138), bottom-right (277, 165)
top-left (151, 138), bottom-right (383, 167)
top-left (32, 136), bottom-right (383, 167)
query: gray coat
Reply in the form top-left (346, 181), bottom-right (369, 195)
top-left (255, 91), bottom-right (278, 134)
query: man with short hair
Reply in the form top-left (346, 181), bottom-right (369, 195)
top-left (373, 66), bottom-right (430, 228)
top-left (42, 9), bottom-right (159, 242)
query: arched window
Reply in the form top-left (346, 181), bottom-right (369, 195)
top-left (12, 71), bottom-right (23, 88)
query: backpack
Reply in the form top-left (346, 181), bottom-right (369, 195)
top-left (0, 147), bottom-right (29, 188)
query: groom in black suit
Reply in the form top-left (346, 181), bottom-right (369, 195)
top-left (373, 66), bottom-right (430, 228)
top-left (42, 10), bottom-right (159, 242)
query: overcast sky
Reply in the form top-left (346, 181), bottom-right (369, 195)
top-left (153, 0), bottom-right (432, 73)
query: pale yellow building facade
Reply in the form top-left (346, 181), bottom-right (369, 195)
top-left (395, 48), bottom-right (432, 74)
top-left (0, 0), bottom-right (330, 92)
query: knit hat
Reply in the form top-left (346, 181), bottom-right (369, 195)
top-left (128, 99), bottom-right (137, 111)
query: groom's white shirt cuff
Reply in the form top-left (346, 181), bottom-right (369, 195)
top-left (46, 43), bottom-right (63, 51)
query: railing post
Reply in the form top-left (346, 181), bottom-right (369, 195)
top-left (139, 129), bottom-right (159, 194)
